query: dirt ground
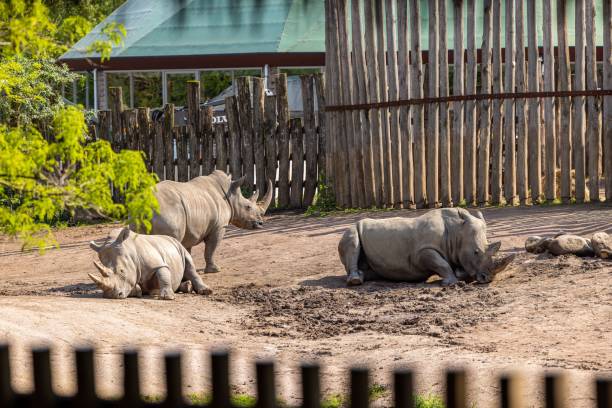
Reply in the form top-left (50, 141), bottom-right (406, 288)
top-left (0, 204), bottom-right (611, 407)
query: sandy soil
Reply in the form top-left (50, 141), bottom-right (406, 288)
top-left (0, 204), bottom-right (611, 407)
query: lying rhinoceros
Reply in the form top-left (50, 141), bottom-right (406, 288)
top-left (338, 208), bottom-right (512, 286)
top-left (89, 228), bottom-right (212, 300)
top-left (141, 170), bottom-right (272, 273)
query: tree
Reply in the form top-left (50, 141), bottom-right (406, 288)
top-left (0, 106), bottom-right (158, 250)
top-left (0, 0), bottom-right (125, 60)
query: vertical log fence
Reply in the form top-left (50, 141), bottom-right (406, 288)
top-left (0, 344), bottom-right (610, 408)
top-left (325, 0), bottom-right (612, 208)
top-left (96, 74), bottom-right (326, 210)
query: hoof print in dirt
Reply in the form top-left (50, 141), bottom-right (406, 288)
top-left (525, 232), bottom-right (611, 259)
top-left (88, 228), bottom-right (212, 300)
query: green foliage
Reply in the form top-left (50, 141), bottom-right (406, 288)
top-left (0, 106), bottom-right (158, 250)
top-left (305, 175), bottom-right (338, 216)
top-left (0, 57), bottom-right (77, 127)
top-left (0, 0), bottom-right (125, 60)
top-left (200, 71), bottom-right (232, 101)
top-left (320, 384), bottom-right (388, 408)
top-left (414, 394), bottom-right (446, 408)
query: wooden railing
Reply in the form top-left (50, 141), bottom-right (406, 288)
top-left (0, 344), bottom-right (610, 407)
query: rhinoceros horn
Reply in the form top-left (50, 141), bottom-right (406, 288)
top-left (250, 188), bottom-right (259, 203)
top-left (88, 272), bottom-right (112, 291)
top-left (258, 179), bottom-right (273, 213)
top-left (490, 253), bottom-right (516, 277)
top-left (93, 260), bottom-right (113, 277)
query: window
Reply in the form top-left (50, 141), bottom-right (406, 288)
top-left (166, 72), bottom-right (195, 106)
top-left (134, 72), bottom-right (162, 108)
top-left (199, 71), bottom-right (233, 101)
top-left (107, 73), bottom-right (130, 107)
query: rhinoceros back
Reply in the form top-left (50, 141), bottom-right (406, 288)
top-left (149, 171), bottom-right (232, 249)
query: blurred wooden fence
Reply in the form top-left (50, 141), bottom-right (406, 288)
top-left (325, 0), bottom-right (612, 209)
top-left (0, 344), bottom-right (610, 407)
top-left (94, 74), bottom-right (326, 210)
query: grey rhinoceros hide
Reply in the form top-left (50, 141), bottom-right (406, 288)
top-left (89, 228), bottom-right (212, 300)
top-left (140, 170), bottom-right (272, 273)
top-left (338, 208), bottom-right (513, 286)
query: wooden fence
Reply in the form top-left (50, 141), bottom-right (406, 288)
top-left (325, 0), bottom-right (612, 209)
top-left (0, 344), bottom-right (610, 407)
top-left (94, 74), bottom-right (326, 210)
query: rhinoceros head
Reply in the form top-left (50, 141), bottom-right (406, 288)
top-left (227, 176), bottom-right (273, 230)
top-left (456, 210), bottom-right (503, 283)
top-left (88, 228), bottom-right (137, 298)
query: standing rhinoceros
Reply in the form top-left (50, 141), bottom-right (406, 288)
top-left (89, 228), bottom-right (212, 300)
top-left (142, 170), bottom-right (272, 273)
top-left (338, 208), bottom-right (512, 286)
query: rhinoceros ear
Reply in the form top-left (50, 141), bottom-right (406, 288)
top-left (486, 241), bottom-right (501, 255)
top-left (90, 240), bottom-right (103, 252)
top-left (114, 228), bottom-right (131, 245)
top-left (474, 210), bottom-right (485, 222)
top-left (229, 176), bottom-right (246, 195)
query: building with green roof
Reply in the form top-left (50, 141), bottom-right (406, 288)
top-left (59, 0), bottom-right (605, 111)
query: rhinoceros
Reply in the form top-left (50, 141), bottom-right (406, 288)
top-left (89, 228), bottom-right (212, 300)
top-left (142, 170), bottom-right (272, 273)
top-left (525, 231), bottom-right (611, 258)
top-left (338, 208), bottom-right (512, 286)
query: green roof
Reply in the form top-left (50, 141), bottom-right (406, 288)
top-left (61, 0), bottom-right (603, 63)
top-left (61, 0), bottom-right (325, 60)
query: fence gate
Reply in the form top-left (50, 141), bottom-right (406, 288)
top-left (325, 0), bottom-right (612, 209)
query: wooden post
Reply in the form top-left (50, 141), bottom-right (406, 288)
top-left (252, 77), bottom-right (267, 194)
top-left (264, 95), bottom-right (278, 208)
top-left (176, 126), bottom-right (189, 182)
top-left (325, 0), bottom-right (340, 206)
top-left (438, 0), bottom-right (451, 207)
top-left (122, 109), bottom-right (138, 150)
top-left (527, 0), bottom-right (542, 203)
top-left (543, 0), bottom-right (557, 201)
top-left (452, 0), bottom-right (464, 206)
top-left (236, 77), bottom-right (254, 191)
top-left (516, 0), bottom-right (528, 205)
top-left (353, 0), bottom-right (375, 208)
top-left (313, 74), bottom-right (326, 182)
top-left (604, 0), bottom-right (612, 202)
top-left (376, 0), bottom-right (393, 207)
top-left (585, 0), bottom-right (601, 201)
top-left (337, 0), bottom-right (361, 208)
top-left (215, 125), bottom-right (227, 173)
top-left (410, 0), bottom-right (426, 208)
top-left (153, 120), bottom-right (164, 180)
top-left (427, 0), bottom-right (439, 208)
top-left (478, 0), bottom-right (493, 206)
top-left (490, 0), bottom-right (503, 205)
top-left (290, 118), bottom-right (304, 208)
top-left (301, 76), bottom-right (318, 208)
top-left (557, 0), bottom-right (572, 203)
top-left (163, 104), bottom-right (175, 181)
top-left (573, 0), bottom-right (586, 203)
top-left (137, 108), bottom-right (151, 161)
top-left (187, 82), bottom-right (201, 179)
top-left (504, 0), bottom-right (516, 205)
top-left (386, 0), bottom-right (403, 208)
top-left (464, 0), bottom-right (477, 205)
top-left (225, 95), bottom-right (242, 180)
top-left (108, 87), bottom-right (124, 151)
top-left (365, 0), bottom-right (385, 206)
top-left (201, 106), bottom-right (214, 176)
top-left (97, 110), bottom-right (111, 142)
top-left (398, 0), bottom-right (414, 208)
top-left (276, 74), bottom-right (291, 208)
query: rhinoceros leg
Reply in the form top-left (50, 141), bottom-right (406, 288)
top-left (203, 227), bottom-right (224, 273)
top-left (156, 267), bottom-right (175, 300)
top-left (128, 284), bottom-right (142, 298)
top-left (184, 253), bottom-right (213, 295)
top-left (416, 248), bottom-right (458, 286)
top-left (338, 226), bottom-right (365, 286)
